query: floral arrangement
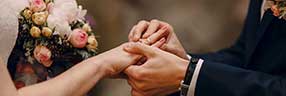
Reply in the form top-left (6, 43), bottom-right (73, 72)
top-left (17, 0), bottom-right (98, 68)
top-left (266, 0), bottom-right (286, 19)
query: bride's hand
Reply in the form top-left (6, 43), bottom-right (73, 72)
top-left (129, 20), bottom-right (189, 60)
top-left (91, 43), bottom-right (142, 78)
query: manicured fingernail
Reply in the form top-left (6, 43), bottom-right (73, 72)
top-left (160, 38), bottom-right (166, 43)
top-left (142, 34), bottom-right (149, 39)
top-left (158, 27), bottom-right (167, 33)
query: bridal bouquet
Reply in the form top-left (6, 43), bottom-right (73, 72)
top-left (267, 0), bottom-right (286, 19)
top-left (12, 0), bottom-right (98, 88)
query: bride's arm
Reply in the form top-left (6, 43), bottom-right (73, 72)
top-left (0, 58), bottom-right (19, 96)
top-left (0, 57), bottom-right (103, 96)
top-left (0, 44), bottom-right (140, 96)
top-left (17, 57), bottom-right (105, 96)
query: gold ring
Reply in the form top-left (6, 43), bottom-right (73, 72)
top-left (146, 38), bottom-right (151, 45)
top-left (139, 39), bottom-right (151, 45)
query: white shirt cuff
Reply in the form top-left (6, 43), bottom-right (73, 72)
top-left (187, 59), bottom-right (204, 96)
top-left (187, 54), bottom-right (192, 60)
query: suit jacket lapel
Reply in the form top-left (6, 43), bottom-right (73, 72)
top-left (243, 0), bottom-right (263, 65)
top-left (246, 9), bottom-right (275, 66)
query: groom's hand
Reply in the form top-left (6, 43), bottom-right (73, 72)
top-left (129, 19), bottom-right (189, 60)
top-left (123, 42), bottom-right (189, 96)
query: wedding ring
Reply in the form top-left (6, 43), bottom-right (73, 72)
top-left (146, 38), bottom-right (152, 45)
top-left (139, 39), bottom-right (150, 45)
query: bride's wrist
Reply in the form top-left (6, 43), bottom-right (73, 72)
top-left (82, 57), bottom-right (107, 79)
top-left (90, 56), bottom-right (117, 78)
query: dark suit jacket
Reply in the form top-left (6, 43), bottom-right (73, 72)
top-left (189, 0), bottom-right (286, 96)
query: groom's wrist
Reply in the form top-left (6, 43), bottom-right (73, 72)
top-left (175, 59), bottom-right (190, 90)
top-left (180, 57), bottom-right (198, 96)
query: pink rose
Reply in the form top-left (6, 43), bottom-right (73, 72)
top-left (69, 29), bottom-right (88, 48)
top-left (29, 0), bottom-right (46, 12)
top-left (33, 46), bottom-right (53, 67)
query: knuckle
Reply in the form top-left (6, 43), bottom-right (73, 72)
top-left (136, 83), bottom-right (147, 91)
top-left (129, 71), bottom-right (140, 79)
top-left (151, 19), bottom-right (159, 23)
top-left (126, 69), bottom-right (136, 76)
top-left (128, 36), bottom-right (132, 41)
top-left (133, 73), bottom-right (142, 80)
top-left (139, 20), bottom-right (147, 24)
top-left (133, 69), bottom-right (146, 79)
top-left (134, 29), bottom-right (141, 34)
top-left (128, 33), bottom-right (133, 39)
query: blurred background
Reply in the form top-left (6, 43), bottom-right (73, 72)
top-left (77, 0), bottom-right (249, 96)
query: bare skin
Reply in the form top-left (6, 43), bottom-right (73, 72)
top-left (129, 19), bottom-right (188, 60)
top-left (125, 20), bottom-right (190, 96)
top-left (124, 42), bottom-right (189, 96)
top-left (0, 44), bottom-right (140, 96)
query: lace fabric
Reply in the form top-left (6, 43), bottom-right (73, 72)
top-left (0, 0), bottom-right (28, 64)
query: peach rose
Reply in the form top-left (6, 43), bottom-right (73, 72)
top-left (42, 27), bottom-right (53, 37)
top-left (29, 0), bottom-right (46, 12)
top-left (30, 26), bottom-right (41, 38)
top-left (33, 46), bottom-right (53, 67)
top-left (32, 11), bottom-right (48, 25)
top-left (271, 5), bottom-right (280, 17)
top-left (82, 23), bottom-right (92, 32)
top-left (23, 9), bottom-right (33, 19)
top-left (86, 35), bottom-right (98, 50)
top-left (69, 29), bottom-right (88, 48)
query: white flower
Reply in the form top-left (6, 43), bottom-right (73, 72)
top-left (76, 5), bottom-right (87, 21)
top-left (47, 0), bottom-right (87, 37)
top-left (52, 0), bottom-right (86, 23)
top-left (47, 14), bottom-right (72, 37)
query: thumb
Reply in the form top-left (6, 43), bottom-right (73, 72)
top-left (124, 42), bottom-right (156, 58)
top-left (124, 65), bottom-right (140, 77)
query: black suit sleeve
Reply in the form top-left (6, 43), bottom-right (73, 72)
top-left (195, 60), bottom-right (286, 96)
top-left (191, 36), bottom-right (246, 67)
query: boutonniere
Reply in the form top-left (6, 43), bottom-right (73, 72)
top-left (266, 0), bottom-right (286, 19)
